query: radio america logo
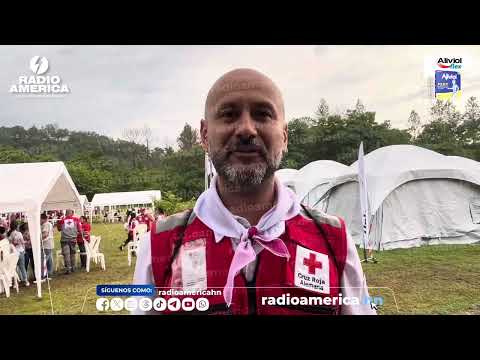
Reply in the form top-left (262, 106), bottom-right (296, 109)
top-left (437, 57), bottom-right (462, 70)
top-left (9, 56), bottom-right (70, 95)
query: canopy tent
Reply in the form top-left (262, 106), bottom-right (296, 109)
top-left (90, 190), bottom-right (161, 220)
top-left (313, 145), bottom-right (480, 250)
top-left (0, 162), bottom-right (82, 297)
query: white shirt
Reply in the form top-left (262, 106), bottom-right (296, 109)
top-left (9, 230), bottom-right (24, 253)
top-left (132, 177), bottom-right (376, 315)
top-left (41, 221), bottom-right (54, 250)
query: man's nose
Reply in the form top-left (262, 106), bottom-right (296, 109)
top-left (234, 110), bottom-right (258, 138)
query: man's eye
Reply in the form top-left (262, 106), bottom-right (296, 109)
top-left (218, 109), bottom-right (238, 121)
top-left (220, 110), bottom-right (234, 117)
top-left (254, 109), bottom-right (273, 119)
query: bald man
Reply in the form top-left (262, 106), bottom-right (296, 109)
top-left (132, 69), bottom-right (376, 315)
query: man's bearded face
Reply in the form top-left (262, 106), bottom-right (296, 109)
top-left (209, 133), bottom-right (284, 189)
top-left (202, 69), bottom-right (288, 190)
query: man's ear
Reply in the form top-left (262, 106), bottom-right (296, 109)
top-left (200, 119), bottom-right (208, 152)
top-left (283, 122), bottom-right (288, 153)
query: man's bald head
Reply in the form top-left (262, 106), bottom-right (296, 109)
top-left (204, 68), bottom-right (285, 120)
top-left (200, 68), bottom-right (288, 190)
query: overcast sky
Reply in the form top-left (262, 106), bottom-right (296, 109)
top-left (1, 45), bottom-right (480, 148)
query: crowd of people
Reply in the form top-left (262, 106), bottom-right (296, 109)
top-left (0, 210), bottom-right (92, 286)
top-left (0, 206), bottom-right (165, 290)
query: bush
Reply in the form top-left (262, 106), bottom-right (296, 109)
top-left (154, 191), bottom-right (196, 216)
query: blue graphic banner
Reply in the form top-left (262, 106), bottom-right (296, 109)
top-left (96, 284), bottom-right (155, 297)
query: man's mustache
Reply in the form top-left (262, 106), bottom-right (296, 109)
top-left (225, 141), bottom-right (268, 158)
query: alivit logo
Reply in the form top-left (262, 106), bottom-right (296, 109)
top-left (441, 72), bottom-right (458, 81)
top-left (9, 56), bottom-right (70, 95)
top-left (437, 57), bottom-right (462, 70)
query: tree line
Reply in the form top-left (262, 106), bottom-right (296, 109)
top-left (1, 97), bottom-right (479, 202)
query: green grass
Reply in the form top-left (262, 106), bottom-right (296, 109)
top-left (0, 222), bottom-right (135, 315)
top-left (361, 244), bottom-right (480, 314)
top-left (0, 223), bottom-right (479, 315)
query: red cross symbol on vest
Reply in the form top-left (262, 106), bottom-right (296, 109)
top-left (303, 253), bottom-right (323, 275)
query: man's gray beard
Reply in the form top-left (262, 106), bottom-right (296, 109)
top-left (211, 149), bottom-right (284, 190)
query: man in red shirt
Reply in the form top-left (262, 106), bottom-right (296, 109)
top-left (57, 209), bottom-right (82, 274)
top-left (136, 208), bottom-right (154, 232)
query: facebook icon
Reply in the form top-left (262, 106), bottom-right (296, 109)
top-left (96, 298), bottom-right (110, 312)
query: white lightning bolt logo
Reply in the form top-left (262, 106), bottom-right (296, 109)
top-left (29, 56), bottom-right (49, 75)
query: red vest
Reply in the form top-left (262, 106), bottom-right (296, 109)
top-left (151, 208), bottom-right (347, 315)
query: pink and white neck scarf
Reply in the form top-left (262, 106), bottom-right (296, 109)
top-left (194, 175), bottom-right (301, 306)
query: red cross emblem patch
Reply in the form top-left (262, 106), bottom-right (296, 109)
top-left (294, 245), bottom-right (330, 294)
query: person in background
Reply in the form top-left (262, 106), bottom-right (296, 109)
top-left (20, 223), bottom-right (34, 281)
top-left (126, 208), bottom-right (136, 224)
top-left (155, 207), bottom-right (166, 221)
top-left (57, 209), bottom-right (82, 274)
top-left (9, 214), bottom-right (17, 229)
top-left (40, 213), bottom-right (54, 280)
top-left (119, 212), bottom-right (138, 251)
top-left (8, 222), bottom-right (29, 286)
top-left (0, 216), bottom-right (8, 230)
top-left (136, 208), bottom-right (155, 232)
top-left (77, 216), bottom-right (91, 269)
top-left (0, 226), bottom-right (7, 245)
top-left (80, 216), bottom-right (91, 243)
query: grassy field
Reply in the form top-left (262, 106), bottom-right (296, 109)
top-left (0, 222), bottom-right (479, 315)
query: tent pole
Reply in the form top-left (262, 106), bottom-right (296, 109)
top-left (29, 208), bottom-right (43, 298)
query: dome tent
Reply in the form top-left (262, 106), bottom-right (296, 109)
top-left (275, 169), bottom-right (300, 193)
top-left (315, 145), bottom-right (480, 250)
top-left (296, 160), bottom-right (356, 207)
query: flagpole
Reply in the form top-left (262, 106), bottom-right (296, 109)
top-left (358, 142), bottom-right (369, 263)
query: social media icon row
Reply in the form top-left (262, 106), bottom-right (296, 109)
top-left (96, 297), bottom-right (210, 312)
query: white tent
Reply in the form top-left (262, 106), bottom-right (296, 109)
top-left (79, 195), bottom-right (89, 214)
top-left (0, 162), bottom-right (82, 297)
top-left (90, 190), bottom-right (161, 219)
top-left (296, 160), bottom-right (356, 206)
top-left (314, 145), bottom-right (480, 250)
top-left (275, 169), bottom-right (300, 193)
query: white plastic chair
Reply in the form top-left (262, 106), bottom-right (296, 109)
top-left (55, 246), bottom-right (73, 272)
top-left (55, 243), bottom-right (84, 272)
top-left (82, 236), bottom-right (105, 272)
top-left (0, 246), bottom-right (20, 298)
top-left (127, 224), bottom-right (148, 266)
top-left (55, 249), bottom-right (62, 272)
top-left (107, 212), bottom-right (115, 223)
top-left (0, 244), bottom-right (10, 296)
